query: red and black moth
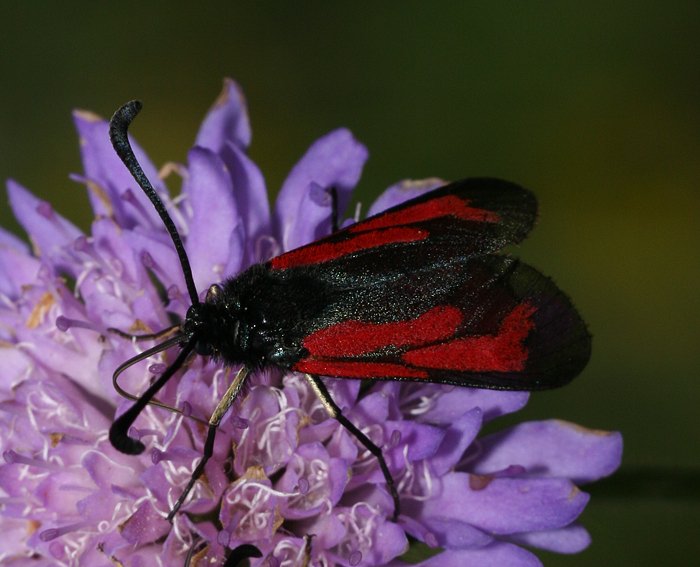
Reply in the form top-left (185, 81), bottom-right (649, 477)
top-left (108, 101), bottom-right (591, 525)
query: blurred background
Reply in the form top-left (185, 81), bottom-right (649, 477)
top-left (1, 2), bottom-right (698, 565)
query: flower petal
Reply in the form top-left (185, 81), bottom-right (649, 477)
top-left (398, 541), bottom-right (543, 567)
top-left (368, 178), bottom-right (446, 216)
top-left (472, 420), bottom-right (623, 484)
top-left (0, 81), bottom-right (620, 566)
top-left (0, 242), bottom-right (39, 298)
top-left (120, 501), bottom-right (170, 545)
top-left (430, 407), bottom-right (483, 476)
top-left (419, 472), bottom-right (589, 534)
top-left (0, 225), bottom-right (28, 252)
top-left (73, 109), bottom-right (167, 229)
top-left (417, 386), bottom-right (529, 425)
top-left (219, 143), bottom-right (271, 261)
top-left (184, 146), bottom-right (242, 290)
top-left (195, 78), bottom-right (251, 151)
top-left (510, 523), bottom-right (591, 553)
top-left (120, 227), bottom-right (188, 303)
top-left (276, 442), bottom-right (348, 519)
top-left (416, 517), bottom-right (492, 549)
top-left (7, 180), bottom-right (83, 275)
top-left (275, 128), bottom-right (368, 250)
top-left (0, 346), bottom-right (33, 393)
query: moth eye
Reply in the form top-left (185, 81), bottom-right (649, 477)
top-left (205, 284), bottom-right (223, 303)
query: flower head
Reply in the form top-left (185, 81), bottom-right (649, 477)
top-left (0, 79), bottom-right (622, 566)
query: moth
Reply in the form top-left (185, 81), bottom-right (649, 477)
top-left (108, 101), bottom-right (591, 522)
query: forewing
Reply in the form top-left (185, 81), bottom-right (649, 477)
top-left (291, 256), bottom-right (591, 390)
top-left (270, 178), bottom-right (536, 271)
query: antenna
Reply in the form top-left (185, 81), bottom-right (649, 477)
top-left (109, 339), bottom-right (196, 454)
top-left (108, 101), bottom-right (203, 455)
top-left (109, 100), bottom-right (200, 306)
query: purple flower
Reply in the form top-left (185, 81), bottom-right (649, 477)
top-left (0, 78), bottom-right (622, 566)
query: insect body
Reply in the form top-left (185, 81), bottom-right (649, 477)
top-left (108, 100), bottom-right (591, 524)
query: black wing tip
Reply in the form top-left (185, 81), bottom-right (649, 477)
top-left (530, 331), bottom-right (592, 390)
top-left (479, 256), bottom-right (593, 390)
top-left (448, 177), bottom-right (535, 200)
top-left (444, 178), bottom-right (538, 243)
top-left (525, 283), bottom-right (593, 389)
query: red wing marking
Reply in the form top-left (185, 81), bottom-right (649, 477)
top-left (303, 306), bottom-right (463, 357)
top-left (293, 359), bottom-right (429, 379)
top-left (270, 227), bottom-right (426, 270)
top-left (402, 302), bottom-right (537, 372)
top-left (350, 195), bottom-right (500, 233)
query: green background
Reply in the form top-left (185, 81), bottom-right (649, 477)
top-left (1, 2), bottom-right (698, 565)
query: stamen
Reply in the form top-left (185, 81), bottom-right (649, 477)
top-left (272, 539), bottom-right (298, 564)
top-left (297, 477), bottom-right (309, 495)
top-left (148, 363), bottom-right (167, 375)
top-left (39, 520), bottom-right (91, 542)
top-left (3, 450), bottom-right (59, 470)
top-left (404, 388), bottom-right (440, 417)
top-left (255, 407), bottom-right (299, 463)
top-left (151, 449), bottom-right (169, 465)
top-left (397, 445), bottom-right (435, 503)
top-left (127, 426), bottom-right (160, 446)
top-left (141, 250), bottom-right (156, 270)
top-left (56, 315), bottom-right (100, 333)
top-left (349, 550), bottom-right (362, 566)
top-left (236, 482), bottom-right (294, 499)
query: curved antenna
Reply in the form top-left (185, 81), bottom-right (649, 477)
top-left (109, 339), bottom-right (196, 455)
top-left (107, 323), bottom-right (180, 342)
top-left (112, 333), bottom-right (208, 426)
top-left (109, 100), bottom-right (200, 306)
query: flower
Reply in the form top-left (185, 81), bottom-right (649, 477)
top-left (0, 79), bottom-right (622, 566)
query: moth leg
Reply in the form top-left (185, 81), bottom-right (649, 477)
top-left (305, 374), bottom-right (400, 521)
top-left (183, 537), bottom-right (207, 567)
top-left (167, 366), bottom-right (250, 522)
top-left (329, 186), bottom-right (339, 233)
top-left (301, 534), bottom-right (314, 567)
